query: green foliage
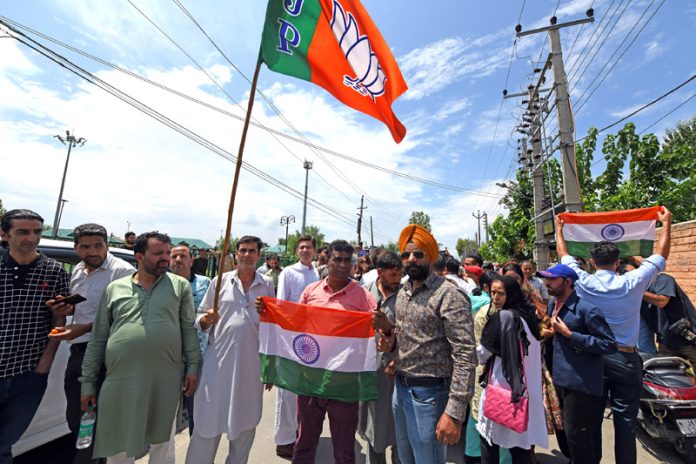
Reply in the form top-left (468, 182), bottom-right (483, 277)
top-left (0, 198), bottom-right (6, 218)
top-left (408, 211), bottom-right (431, 231)
top-left (455, 238), bottom-right (478, 258)
top-left (383, 241), bottom-right (400, 253)
top-left (486, 169), bottom-right (535, 263)
top-left (280, 225), bottom-right (326, 257)
top-left (492, 116), bottom-right (696, 262)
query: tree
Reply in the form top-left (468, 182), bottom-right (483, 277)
top-left (455, 238), bottom-right (478, 259)
top-left (0, 198), bottom-right (6, 218)
top-left (408, 211), bottom-right (431, 231)
top-left (280, 225), bottom-right (326, 257)
top-left (489, 116), bottom-right (696, 261)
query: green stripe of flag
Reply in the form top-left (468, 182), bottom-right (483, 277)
top-left (260, 353), bottom-right (378, 402)
top-left (566, 239), bottom-right (654, 258)
top-left (260, 0), bottom-right (320, 81)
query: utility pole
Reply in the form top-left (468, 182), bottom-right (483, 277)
top-left (529, 95), bottom-right (550, 270)
top-left (517, 12), bottom-right (593, 213)
top-left (369, 216), bottom-right (374, 248)
top-left (52, 130), bottom-right (86, 238)
top-left (301, 160), bottom-right (313, 233)
top-left (280, 215), bottom-right (295, 256)
top-left (483, 212), bottom-right (489, 243)
top-left (472, 210), bottom-right (484, 247)
top-left (356, 195), bottom-right (366, 248)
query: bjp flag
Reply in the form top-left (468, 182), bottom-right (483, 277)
top-left (260, 0), bottom-right (408, 143)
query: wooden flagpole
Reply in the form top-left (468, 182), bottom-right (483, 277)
top-left (212, 58), bottom-right (262, 313)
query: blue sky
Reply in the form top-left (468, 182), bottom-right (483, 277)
top-left (1, 0), bottom-right (694, 251)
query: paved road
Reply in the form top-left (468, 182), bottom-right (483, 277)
top-left (134, 390), bottom-right (682, 464)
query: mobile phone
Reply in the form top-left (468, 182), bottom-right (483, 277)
top-left (54, 293), bottom-right (87, 306)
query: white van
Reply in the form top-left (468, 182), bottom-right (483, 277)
top-left (12, 239), bottom-right (136, 457)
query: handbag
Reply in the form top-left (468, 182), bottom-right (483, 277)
top-left (483, 340), bottom-right (529, 433)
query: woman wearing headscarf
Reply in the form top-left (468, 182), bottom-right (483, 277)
top-left (476, 276), bottom-right (547, 464)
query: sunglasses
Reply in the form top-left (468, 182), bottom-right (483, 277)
top-left (400, 250), bottom-right (425, 260)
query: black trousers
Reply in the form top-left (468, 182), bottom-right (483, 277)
top-left (479, 436), bottom-right (531, 464)
top-left (555, 385), bottom-right (600, 464)
top-left (64, 343), bottom-right (106, 464)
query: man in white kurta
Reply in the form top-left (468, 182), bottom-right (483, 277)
top-left (273, 235), bottom-right (320, 458)
top-left (185, 236), bottom-right (275, 464)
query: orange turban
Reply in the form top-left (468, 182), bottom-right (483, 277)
top-left (398, 224), bottom-right (439, 262)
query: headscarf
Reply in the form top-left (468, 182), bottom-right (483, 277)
top-left (464, 265), bottom-right (483, 278)
top-left (398, 224), bottom-right (439, 262)
top-left (480, 275), bottom-right (541, 402)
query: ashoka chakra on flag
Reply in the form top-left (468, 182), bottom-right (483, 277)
top-left (258, 297), bottom-right (378, 402)
top-left (559, 206), bottom-right (661, 258)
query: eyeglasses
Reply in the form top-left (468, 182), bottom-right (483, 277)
top-left (400, 250), bottom-right (425, 260)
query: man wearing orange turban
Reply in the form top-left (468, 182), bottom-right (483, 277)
top-left (382, 224), bottom-right (476, 463)
top-left (398, 224), bottom-right (439, 263)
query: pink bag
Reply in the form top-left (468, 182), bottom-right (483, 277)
top-left (482, 341), bottom-right (529, 433)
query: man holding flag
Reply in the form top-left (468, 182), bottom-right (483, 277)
top-left (555, 206), bottom-right (672, 464)
top-left (257, 239), bottom-right (382, 464)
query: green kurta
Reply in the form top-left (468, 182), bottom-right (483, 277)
top-left (80, 272), bottom-right (201, 458)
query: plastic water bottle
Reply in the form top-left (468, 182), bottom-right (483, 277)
top-left (76, 407), bottom-right (96, 449)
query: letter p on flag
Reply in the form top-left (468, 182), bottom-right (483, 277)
top-left (260, 0), bottom-right (408, 143)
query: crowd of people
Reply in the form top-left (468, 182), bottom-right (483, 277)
top-left (0, 205), bottom-right (691, 464)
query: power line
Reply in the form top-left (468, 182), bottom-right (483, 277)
top-left (1, 23), bottom-right (380, 236)
top-left (0, 16), bottom-right (499, 199)
top-left (572, 0), bottom-right (665, 116)
top-left (165, 0), bottom-right (402, 222)
top-left (639, 93), bottom-right (696, 135)
top-left (566, 0), bottom-right (619, 78)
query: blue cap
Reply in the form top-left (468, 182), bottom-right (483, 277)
top-left (536, 264), bottom-right (578, 282)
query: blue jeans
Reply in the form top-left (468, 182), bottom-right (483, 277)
top-left (637, 317), bottom-right (657, 354)
top-left (0, 371), bottom-right (49, 464)
top-left (594, 352), bottom-right (643, 464)
top-left (392, 378), bottom-right (449, 464)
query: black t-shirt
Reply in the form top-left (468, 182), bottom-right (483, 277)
top-left (642, 274), bottom-right (689, 349)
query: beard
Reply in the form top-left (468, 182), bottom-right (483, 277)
top-left (405, 263), bottom-right (430, 281)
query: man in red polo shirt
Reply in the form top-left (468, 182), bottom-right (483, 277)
top-left (284, 239), bottom-right (378, 464)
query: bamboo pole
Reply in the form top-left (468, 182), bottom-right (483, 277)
top-left (212, 59), bottom-right (262, 313)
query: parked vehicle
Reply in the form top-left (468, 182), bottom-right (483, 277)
top-left (12, 239), bottom-right (136, 457)
top-left (639, 353), bottom-right (696, 464)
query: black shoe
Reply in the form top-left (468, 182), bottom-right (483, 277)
top-left (276, 443), bottom-right (294, 459)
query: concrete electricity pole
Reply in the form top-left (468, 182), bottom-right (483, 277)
top-left (301, 160), bottom-right (313, 233)
top-left (52, 130), bottom-right (86, 238)
top-left (472, 210), bottom-right (484, 247)
top-left (369, 216), bottom-right (374, 248)
top-left (356, 195), bottom-right (366, 248)
top-left (483, 212), bottom-right (489, 243)
top-left (517, 12), bottom-right (593, 213)
top-left (529, 100), bottom-right (550, 270)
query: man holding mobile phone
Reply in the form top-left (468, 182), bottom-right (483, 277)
top-left (49, 223), bottom-right (134, 464)
top-left (0, 209), bottom-right (71, 464)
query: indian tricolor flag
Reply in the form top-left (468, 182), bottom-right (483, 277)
top-left (260, 0), bottom-right (407, 142)
top-left (558, 206), bottom-right (661, 257)
top-left (258, 297), bottom-right (378, 402)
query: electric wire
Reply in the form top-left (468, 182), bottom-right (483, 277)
top-left (166, 0), bottom-right (401, 222)
top-left (572, 0), bottom-right (665, 117)
top-left (0, 16), bottom-right (500, 200)
top-left (1, 24), bottom-right (381, 237)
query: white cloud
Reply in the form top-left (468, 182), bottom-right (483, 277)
top-left (398, 32), bottom-right (510, 101)
top-left (643, 37), bottom-right (666, 62)
top-left (433, 98), bottom-right (472, 122)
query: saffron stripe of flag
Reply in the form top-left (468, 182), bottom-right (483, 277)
top-left (258, 297), bottom-right (378, 402)
top-left (559, 206), bottom-right (661, 258)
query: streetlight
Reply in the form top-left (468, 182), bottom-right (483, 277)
top-left (280, 215), bottom-right (295, 256)
top-left (52, 130), bottom-right (86, 237)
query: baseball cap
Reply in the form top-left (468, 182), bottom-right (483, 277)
top-left (536, 264), bottom-right (578, 282)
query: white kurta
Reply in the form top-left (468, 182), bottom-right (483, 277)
top-left (476, 318), bottom-right (548, 450)
top-left (193, 270), bottom-right (275, 440)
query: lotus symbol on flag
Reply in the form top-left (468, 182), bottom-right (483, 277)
top-left (293, 334), bottom-right (321, 364)
top-left (330, 0), bottom-right (386, 101)
top-left (601, 224), bottom-right (626, 241)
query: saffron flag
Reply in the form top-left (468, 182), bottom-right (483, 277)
top-left (258, 296), bottom-right (378, 402)
top-left (260, 0), bottom-right (408, 143)
top-left (558, 206), bottom-right (661, 258)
